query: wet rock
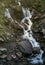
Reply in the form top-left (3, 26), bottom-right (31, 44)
top-left (32, 47), bottom-right (40, 54)
top-left (16, 52), bottom-right (22, 58)
top-left (18, 40), bottom-right (32, 55)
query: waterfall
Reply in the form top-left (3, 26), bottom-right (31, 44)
top-left (21, 7), bottom-right (40, 48)
top-left (22, 7), bottom-right (32, 18)
top-left (21, 7), bottom-right (44, 64)
top-left (28, 49), bottom-right (44, 64)
top-left (4, 1), bottom-right (44, 64)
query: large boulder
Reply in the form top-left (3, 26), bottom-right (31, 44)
top-left (18, 39), bottom-right (32, 56)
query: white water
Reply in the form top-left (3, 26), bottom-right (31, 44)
top-left (28, 50), bottom-right (44, 64)
top-left (22, 7), bottom-right (32, 18)
top-left (21, 7), bottom-right (40, 48)
top-left (21, 6), bottom-right (44, 64)
top-left (4, 9), bottom-right (12, 19)
top-left (4, 1), bottom-right (44, 64)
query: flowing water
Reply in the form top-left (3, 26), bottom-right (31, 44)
top-left (3, 1), bottom-right (45, 65)
top-left (21, 4), bottom-right (44, 64)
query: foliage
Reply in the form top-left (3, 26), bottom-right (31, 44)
top-left (0, 0), bottom-right (45, 42)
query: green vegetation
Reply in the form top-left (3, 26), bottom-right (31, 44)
top-left (0, 0), bottom-right (45, 42)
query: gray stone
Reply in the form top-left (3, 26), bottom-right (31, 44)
top-left (18, 40), bottom-right (32, 55)
top-left (16, 52), bottom-right (22, 58)
top-left (11, 55), bottom-right (17, 59)
top-left (0, 54), bottom-right (7, 59)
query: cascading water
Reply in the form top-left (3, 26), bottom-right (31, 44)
top-left (4, 1), bottom-right (44, 64)
top-left (22, 7), bottom-right (40, 48)
top-left (21, 6), bottom-right (44, 64)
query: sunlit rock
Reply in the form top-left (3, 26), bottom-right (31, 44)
top-left (16, 52), bottom-right (22, 58)
top-left (0, 54), bottom-right (7, 59)
top-left (11, 54), bottom-right (18, 61)
top-left (11, 55), bottom-right (17, 59)
top-left (0, 48), bottom-right (7, 52)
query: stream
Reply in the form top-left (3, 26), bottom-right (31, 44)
top-left (21, 5), bottom-right (44, 64)
top-left (0, 0), bottom-right (45, 65)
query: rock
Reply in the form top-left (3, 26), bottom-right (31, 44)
top-left (7, 55), bottom-right (12, 61)
top-left (11, 55), bottom-right (17, 59)
top-left (14, 5), bottom-right (22, 12)
top-left (0, 48), bottom-right (7, 52)
top-left (32, 22), bottom-right (39, 33)
top-left (0, 54), bottom-right (7, 59)
top-left (0, 48), bottom-right (7, 59)
top-left (0, 38), bottom-right (4, 42)
top-left (22, 0), bottom-right (32, 7)
top-left (11, 55), bottom-right (18, 61)
top-left (16, 52), bottom-right (22, 58)
top-left (0, 48), bottom-right (7, 56)
top-left (41, 14), bottom-right (45, 18)
top-left (34, 16), bottom-right (39, 19)
top-left (32, 47), bottom-right (40, 54)
top-left (41, 19), bottom-right (45, 38)
top-left (18, 39), bottom-right (32, 55)
top-left (42, 29), bottom-right (45, 35)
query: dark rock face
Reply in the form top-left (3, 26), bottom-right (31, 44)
top-left (18, 39), bottom-right (32, 55)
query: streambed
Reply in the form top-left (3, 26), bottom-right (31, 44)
top-left (0, 40), bottom-right (45, 65)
